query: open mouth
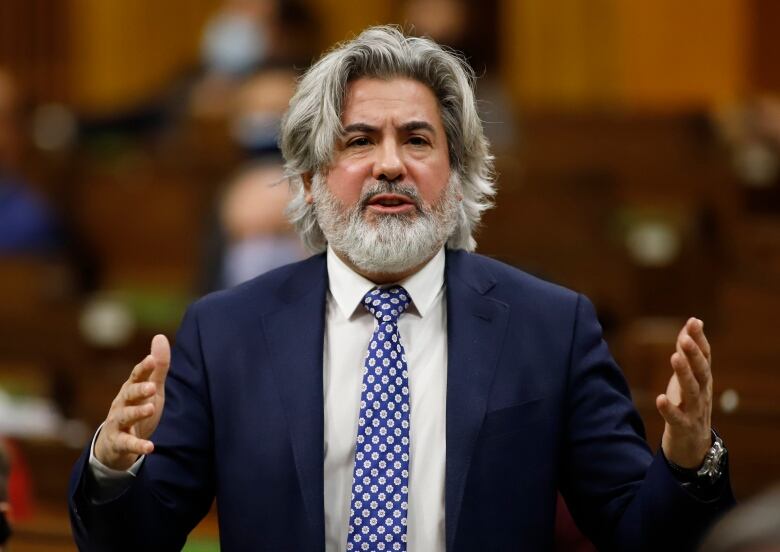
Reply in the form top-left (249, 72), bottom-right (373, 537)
top-left (365, 193), bottom-right (417, 214)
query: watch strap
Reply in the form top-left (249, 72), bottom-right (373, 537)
top-left (666, 429), bottom-right (727, 490)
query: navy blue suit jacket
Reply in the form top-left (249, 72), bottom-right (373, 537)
top-left (69, 250), bottom-right (734, 551)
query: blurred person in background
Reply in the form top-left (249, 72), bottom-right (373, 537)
top-left (201, 67), bottom-right (305, 291)
top-left (717, 96), bottom-right (780, 214)
top-left (189, 0), bottom-right (276, 121)
top-left (190, 0), bottom-right (315, 122)
top-left (0, 69), bottom-right (59, 255)
top-left (698, 484), bottom-right (780, 552)
top-left (206, 160), bottom-right (304, 289)
top-left (169, 0), bottom-right (317, 221)
top-left (201, 0), bottom-right (275, 77)
top-left (229, 67), bottom-right (297, 158)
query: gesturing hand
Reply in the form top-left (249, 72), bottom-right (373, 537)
top-left (94, 335), bottom-right (171, 471)
top-left (656, 318), bottom-right (713, 468)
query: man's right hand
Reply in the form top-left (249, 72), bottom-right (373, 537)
top-left (94, 335), bottom-right (171, 471)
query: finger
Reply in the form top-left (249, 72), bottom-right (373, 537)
top-left (149, 334), bottom-right (171, 384)
top-left (128, 355), bottom-right (156, 384)
top-left (121, 382), bottom-right (156, 405)
top-left (675, 323), bottom-right (706, 384)
top-left (687, 318), bottom-right (711, 361)
top-left (671, 352), bottom-right (700, 401)
top-left (675, 328), bottom-right (687, 363)
top-left (113, 432), bottom-right (154, 456)
top-left (680, 335), bottom-right (710, 387)
top-left (113, 403), bottom-right (155, 429)
top-left (656, 394), bottom-right (687, 427)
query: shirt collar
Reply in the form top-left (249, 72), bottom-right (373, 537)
top-left (326, 246), bottom-right (445, 320)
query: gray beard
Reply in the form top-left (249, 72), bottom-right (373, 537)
top-left (311, 173), bottom-right (460, 275)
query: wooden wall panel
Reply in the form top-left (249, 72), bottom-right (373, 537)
top-left (502, 0), bottom-right (749, 111)
top-left (69, 0), bottom-right (220, 114)
top-left (308, 0), bottom-right (394, 51)
top-left (0, 0), bottom-right (72, 103)
top-left (502, 0), bottom-right (620, 109)
top-left (748, 0), bottom-right (780, 93)
top-left (615, 0), bottom-right (748, 110)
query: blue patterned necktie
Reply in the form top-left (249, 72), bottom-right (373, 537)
top-left (347, 286), bottom-right (412, 552)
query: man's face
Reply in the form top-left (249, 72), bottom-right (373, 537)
top-left (308, 77), bottom-right (460, 276)
top-left (324, 77), bottom-right (452, 218)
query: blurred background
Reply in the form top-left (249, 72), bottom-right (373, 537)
top-left (0, 0), bottom-right (778, 550)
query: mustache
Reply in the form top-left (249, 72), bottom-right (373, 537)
top-left (358, 181), bottom-right (422, 210)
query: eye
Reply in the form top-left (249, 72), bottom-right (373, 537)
top-left (407, 135), bottom-right (430, 146)
top-left (347, 136), bottom-right (371, 148)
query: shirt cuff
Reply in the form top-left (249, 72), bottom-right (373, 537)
top-left (86, 422), bottom-right (145, 503)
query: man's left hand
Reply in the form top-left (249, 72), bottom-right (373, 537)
top-left (656, 318), bottom-right (713, 468)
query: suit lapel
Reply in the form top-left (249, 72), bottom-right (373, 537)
top-left (261, 255), bottom-right (328, 543)
top-left (444, 251), bottom-right (510, 551)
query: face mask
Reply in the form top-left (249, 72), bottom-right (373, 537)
top-left (202, 12), bottom-right (267, 76)
top-left (230, 112), bottom-right (282, 157)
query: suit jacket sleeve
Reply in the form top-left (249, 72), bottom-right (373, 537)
top-left (559, 294), bottom-right (735, 551)
top-left (69, 304), bottom-right (215, 551)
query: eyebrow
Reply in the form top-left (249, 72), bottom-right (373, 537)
top-left (342, 123), bottom-right (377, 134)
top-left (400, 121), bottom-right (436, 134)
top-left (342, 120), bottom-right (437, 134)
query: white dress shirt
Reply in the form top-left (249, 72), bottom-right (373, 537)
top-left (323, 246), bottom-right (447, 552)
top-left (89, 246), bottom-right (448, 551)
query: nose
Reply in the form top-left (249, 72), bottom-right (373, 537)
top-left (372, 140), bottom-right (406, 182)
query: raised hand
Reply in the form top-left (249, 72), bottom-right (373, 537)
top-left (656, 318), bottom-right (713, 468)
top-left (94, 335), bottom-right (171, 471)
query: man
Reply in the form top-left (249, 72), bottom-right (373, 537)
top-left (0, 69), bottom-right (59, 254)
top-left (69, 26), bottom-right (735, 551)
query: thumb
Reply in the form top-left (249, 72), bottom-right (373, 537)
top-left (656, 393), bottom-right (685, 427)
top-left (150, 334), bottom-right (171, 382)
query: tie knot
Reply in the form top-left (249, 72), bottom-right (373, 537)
top-left (362, 286), bottom-right (411, 322)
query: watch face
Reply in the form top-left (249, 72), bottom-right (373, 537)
top-left (698, 439), bottom-right (727, 481)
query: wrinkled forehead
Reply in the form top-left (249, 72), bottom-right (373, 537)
top-left (340, 77), bottom-right (446, 131)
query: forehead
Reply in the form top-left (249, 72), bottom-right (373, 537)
top-left (341, 77), bottom-right (443, 128)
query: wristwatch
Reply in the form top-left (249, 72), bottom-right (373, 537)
top-left (666, 429), bottom-right (728, 490)
top-left (696, 430), bottom-right (727, 483)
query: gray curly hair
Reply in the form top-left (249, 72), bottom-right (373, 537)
top-left (280, 25), bottom-right (496, 252)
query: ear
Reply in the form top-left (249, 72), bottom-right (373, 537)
top-left (302, 172), bottom-right (314, 204)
